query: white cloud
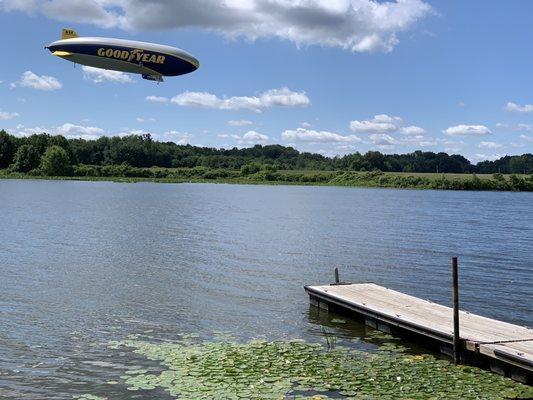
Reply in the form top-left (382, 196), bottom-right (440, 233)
top-left (369, 133), bottom-right (398, 147)
top-left (115, 129), bottom-right (191, 145)
top-left (232, 130), bottom-right (269, 145)
top-left (333, 144), bottom-right (360, 152)
top-left (478, 141), bottom-right (503, 150)
top-left (171, 92), bottom-right (226, 108)
top-left (56, 123), bottom-right (105, 139)
top-left (2, 0), bottom-right (118, 27)
top-left (11, 123), bottom-right (107, 141)
top-left (8, 123), bottom-right (192, 144)
top-left (374, 114), bottom-right (398, 123)
top-left (411, 137), bottom-right (437, 147)
top-left (348, 114), bottom-right (429, 147)
top-left (3, 0), bottom-right (432, 53)
top-left (13, 71), bottom-right (62, 91)
top-left (136, 117), bottom-right (156, 123)
top-left (154, 130), bottom-right (191, 145)
top-left (1, 0), bottom-right (39, 13)
top-left (228, 119), bottom-right (253, 127)
top-left (0, 110), bottom-right (19, 120)
top-left (300, 122), bottom-right (312, 128)
top-left (400, 134), bottom-right (440, 148)
top-left (42, 0), bottom-right (118, 27)
top-left (443, 124), bottom-right (491, 136)
top-left (514, 124), bottom-right (533, 132)
top-left (416, 140), bottom-right (437, 147)
top-left (82, 66), bottom-right (134, 84)
top-left (282, 127), bottom-right (361, 143)
top-left (442, 140), bottom-right (465, 154)
top-left (146, 95), bottom-right (169, 103)
top-left (260, 88), bottom-right (310, 107)
top-left (519, 134), bottom-right (533, 143)
top-left (495, 123), bottom-right (533, 132)
top-left (504, 101), bottom-right (533, 113)
top-left (8, 125), bottom-right (48, 137)
top-left (472, 153), bottom-right (505, 162)
top-left (170, 88), bottom-right (310, 112)
top-left (117, 128), bottom-right (149, 137)
top-left (400, 125), bottom-right (426, 135)
top-left (349, 114), bottom-right (401, 133)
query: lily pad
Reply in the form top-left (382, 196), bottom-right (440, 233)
top-left (102, 335), bottom-right (533, 400)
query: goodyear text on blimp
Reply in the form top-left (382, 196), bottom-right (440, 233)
top-left (97, 48), bottom-right (165, 64)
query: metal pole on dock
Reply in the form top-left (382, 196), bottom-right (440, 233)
top-left (452, 257), bottom-right (460, 365)
top-left (334, 268), bottom-right (340, 284)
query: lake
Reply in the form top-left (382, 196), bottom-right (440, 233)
top-left (0, 179), bottom-right (531, 399)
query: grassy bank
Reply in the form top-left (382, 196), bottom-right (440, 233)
top-left (1, 165), bottom-right (532, 191)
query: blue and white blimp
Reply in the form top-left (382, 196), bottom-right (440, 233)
top-left (46, 29), bottom-right (199, 82)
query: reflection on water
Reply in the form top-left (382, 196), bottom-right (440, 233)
top-left (0, 180), bottom-right (531, 398)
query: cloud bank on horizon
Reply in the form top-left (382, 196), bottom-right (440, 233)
top-left (1, 0), bottom-right (432, 52)
top-left (146, 88), bottom-right (310, 112)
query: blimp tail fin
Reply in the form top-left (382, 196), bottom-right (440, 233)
top-left (61, 29), bottom-right (79, 40)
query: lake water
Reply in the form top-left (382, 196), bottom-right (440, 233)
top-left (0, 179), bottom-right (531, 399)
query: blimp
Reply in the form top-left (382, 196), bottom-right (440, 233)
top-left (46, 29), bottom-right (199, 82)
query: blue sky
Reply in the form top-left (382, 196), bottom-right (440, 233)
top-left (1, 0), bottom-right (532, 162)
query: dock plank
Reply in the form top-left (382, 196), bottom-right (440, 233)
top-left (305, 283), bottom-right (533, 373)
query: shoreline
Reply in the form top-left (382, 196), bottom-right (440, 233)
top-left (1, 170), bottom-right (532, 192)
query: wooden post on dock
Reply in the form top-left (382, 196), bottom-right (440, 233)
top-left (452, 257), bottom-right (460, 365)
top-left (334, 268), bottom-right (340, 284)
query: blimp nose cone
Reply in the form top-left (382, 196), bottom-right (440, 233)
top-left (45, 42), bottom-right (59, 52)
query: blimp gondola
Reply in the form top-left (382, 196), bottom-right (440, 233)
top-left (46, 29), bottom-right (199, 82)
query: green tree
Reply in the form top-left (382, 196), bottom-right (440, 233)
top-left (262, 164), bottom-right (278, 173)
top-left (11, 144), bottom-right (40, 172)
top-left (49, 134), bottom-right (78, 164)
top-left (0, 130), bottom-right (16, 168)
top-left (40, 146), bottom-right (71, 176)
top-left (26, 133), bottom-right (51, 156)
top-left (240, 162), bottom-right (262, 175)
top-left (364, 151), bottom-right (386, 171)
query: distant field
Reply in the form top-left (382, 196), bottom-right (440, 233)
top-left (382, 172), bottom-right (519, 180)
top-left (117, 167), bottom-right (527, 180)
top-left (280, 170), bottom-right (523, 180)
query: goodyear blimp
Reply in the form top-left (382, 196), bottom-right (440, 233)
top-left (46, 29), bottom-right (199, 82)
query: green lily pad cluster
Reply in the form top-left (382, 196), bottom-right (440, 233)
top-left (103, 336), bottom-right (533, 400)
top-left (73, 395), bottom-right (107, 400)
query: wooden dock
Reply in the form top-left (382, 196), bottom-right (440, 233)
top-left (305, 283), bottom-right (533, 383)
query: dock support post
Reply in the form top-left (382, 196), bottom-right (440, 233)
top-left (452, 256), bottom-right (460, 365)
top-left (334, 268), bottom-right (340, 284)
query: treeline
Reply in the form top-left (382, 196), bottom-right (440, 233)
top-left (1, 130), bottom-right (532, 174)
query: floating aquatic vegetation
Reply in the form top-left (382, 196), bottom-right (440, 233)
top-left (73, 395), bottom-right (107, 400)
top-left (365, 331), bottom-right (399, 340)
top-left (101, 336), bottom-right (533, 400)
top-left (330, 318), bottom-right (347, 324)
